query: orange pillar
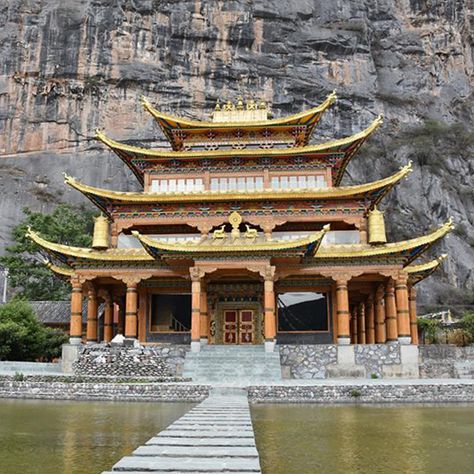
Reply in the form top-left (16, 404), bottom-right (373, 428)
top-left (125, 282), bottom-right (138, 338)
top-left (335, 279), bottom-right (350, 345)
top-left (395, 275), bottom-right (411, 344)
top-left (365, 295), bottom-right (375, 344)
top-left (86, 287), bottom-right (98, 343)
top-left (103, 293), bottom-right (113, 343)
top-left (69, 280), bottom-right (83, 344)
top-left (357, 303), bottom-right (366, 344)
top-left (409, 286), bottom-right (419, 345)
top-left (385, 279), bottom-right (398, 343)
top-left (191, 275), bottom-right (201, 352)
top-left (375, 285), bottom-right (386, 343)
top-left (200, 286), bottom-right (209, 343)
top-left (350, 306), bottom-right (358, 343)
top-left (264, 277), bottom-right (277, 351)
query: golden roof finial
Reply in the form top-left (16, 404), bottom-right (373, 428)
top-left (215, 99), bottom-right (221, 112)
top-left (258, 99), bottom-right (267, 110)
top-left (246, 98), bottom-right (257, 110)
top-left (223, 100), bottom-right (234, 111)
top-left (236, 96), bottom-right (244, 110)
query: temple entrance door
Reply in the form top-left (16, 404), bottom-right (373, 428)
top-left (223, 310), bottom-right (238, 344)
top-left (223, 309), bottom-right (255, 344)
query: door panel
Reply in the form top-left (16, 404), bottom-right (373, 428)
top-left (239, 310), bottom-right (254, 344)
top-left (224, 310), bottom-right (238, 344)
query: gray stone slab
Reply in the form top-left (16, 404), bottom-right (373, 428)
top-left (173, 421), bottom-right (252, 426)
top-left (133, 446), bottom-right (258, 457)
top-left (112, 456), bottom-right (261, 472)
top-left (159, 430), bottom-right (254, 438)
top-left (146, 437), bottom-right (255, 447)
top-left (165, 426), bottom-right (253, 432)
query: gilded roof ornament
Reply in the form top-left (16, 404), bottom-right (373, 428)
top-left (236, 97), bottom-right (244, 110)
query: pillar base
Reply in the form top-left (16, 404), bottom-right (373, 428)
top-left (386, 339), bottom-right (399, 345)
top-left (86, 340), bottom-right (98, 345)
top-left (61, 344), bottom-right (81, 373)
top-left (200, 338), bottom-right (208, 345)
top-left (398, 336), bottom-right (412, 345)
top-left (337, 337), bottom-right (351, 346)
top-left (191, 341), bottom-right (201, 353)
top-left (69, 337), bottom-right (82, 345)
top-left (265, 340), bottom-right (275, 352)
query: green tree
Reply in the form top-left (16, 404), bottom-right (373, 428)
top-left (0, 204), bottom-right (96, 300)
top-left (0, 299), bottom-right (67, 361)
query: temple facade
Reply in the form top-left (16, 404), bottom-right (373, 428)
top-left (29, 92), bottom-right (453, 352)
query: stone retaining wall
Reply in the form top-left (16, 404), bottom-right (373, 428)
top-left (0, 381), bottom-right (209, 402)
top-left (419, 345), bottom-right (474, 378)
top-left (248, 382), bottom-right (474, 403)
top-left (279, 344), bottom-right (417, 379)
top-left (72, 344), bottom-right (189, 377)
top-left (0, 374), bottom-right (187, 383)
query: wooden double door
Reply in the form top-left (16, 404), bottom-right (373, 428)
top-left (223, 309), bottom-right (255, 344)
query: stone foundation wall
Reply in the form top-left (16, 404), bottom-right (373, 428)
top-left (280, 344), bottom-right (418, 379)
top-left (0, 381), bottom-right (209, 402)
top-left (248, 382), bottom-right (474, 403)
top-left (419, 345), bottom-right (474, 379)
top-left (72, 344), bottom-right (189, 377)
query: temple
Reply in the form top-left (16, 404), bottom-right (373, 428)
top-left (28, 92), bottom-right (453, 352)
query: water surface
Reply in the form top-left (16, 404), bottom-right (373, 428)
top-left (252, 404), bottom-right (474, 474)
top-left (0, 399), bottom-right (193, 474)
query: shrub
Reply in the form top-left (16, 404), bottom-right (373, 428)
top-left (0, 299), bottom-right (67, 361)
top-left (417, 318), bottom-right (440, 344)
top-left (370, 373), bottom-right (379, 379)
top-left (448, 329), bottom-right (470, 347)
top-left (350, 389), bottom-right (362, 398)
top-left (460, 312), bottom-right (474, 342)
top-left (13, 372), bottom-right (24, 382)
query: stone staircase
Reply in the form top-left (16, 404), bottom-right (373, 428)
top-left (183, 345), bottom-right (282, 384)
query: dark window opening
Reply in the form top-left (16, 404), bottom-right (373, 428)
top-left (277, 292), bottom-right (328, 331)
top-left (150, 294), bottom-right (191, 332)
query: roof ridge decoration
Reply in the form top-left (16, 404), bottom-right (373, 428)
top-left (65, 162), bottom-right (411, 217)
top-left (315, 219), bottom-right (454, 265)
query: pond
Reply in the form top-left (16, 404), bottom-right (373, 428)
top-left (0, 399), bottom-right (193, 474)
top-left (252, 404), bottom-right (474, 474)
top-left (0, 400), bottom-right (473, 473)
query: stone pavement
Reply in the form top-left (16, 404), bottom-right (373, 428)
top-left (102, 388), bottom-right (261, 473)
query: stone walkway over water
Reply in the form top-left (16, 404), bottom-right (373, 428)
top-left (102, 388), bottom-right (261, 473)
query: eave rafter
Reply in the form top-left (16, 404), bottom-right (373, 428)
top-left (95, 115), bottom-right (383, 186)
top-left (141, 91), bottom-right (337, 150)
top-left (406, 254), bottom-right (447, 285)
top-left (65, 162), bottom-right (412, 217)
top-left (315, 219), bottom-right (454, 266)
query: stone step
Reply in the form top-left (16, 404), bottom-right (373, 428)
top-left (112, 456), bottom-right (261, 472)
top-left (134, 446), bottom-right (259, 457)
top-left (158, 430), bottom-right (254, 438)
top-left (146, 437), bottom-right (256, 447)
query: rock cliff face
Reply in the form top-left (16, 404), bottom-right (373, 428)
top-left (0, 0), bottom-right (473, 307)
